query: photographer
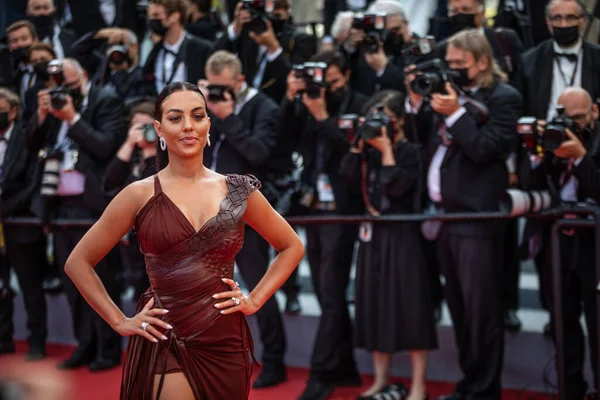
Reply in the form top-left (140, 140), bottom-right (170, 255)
top-left (342, 1), bottom-right (414, 96)
top-left (0, 88), bottom-right (48, 361)
top-left (279, 50), bottom-right (367, 399)
top-left (6, 20), bottom-right (39, 103)
top-left (23, 43), bottom-right (56, 121)
top-left (199, 50), bottom-right (288, 389)
top-left (103, 102), bottom-right (157, 302)
top-left (339, 90), bottom-right (438, 400)
top-left (215, 0), bottom-right (317, 103)
top-left (405, 30), bottom-right (522, 400)
top-left (27, 58), bottom-right (127, 372)
top-left (527, 87), bottom-right (600, 399)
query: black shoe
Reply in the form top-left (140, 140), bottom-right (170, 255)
top-left (252, 365), bottom-right (287, 388)
top-left (297, 379), bottom-right (335, 400)
top-left (89, 357), bottom-right (120, 372)
top-left (0, 343), bottom-right (15, 355)
top-left (437, 394), bottom-right (463, 400)
top-left (57, 353), bottom-right (90, 370)
top-left (504, 310), bottom-right (522, 332)
top-left (25, 345), bottom-right (46, 361)
top-left (285, 294), bottom-right (302, 314)
top-left (42, 276), bottom-right (63, 294)
top-left (357, 382), bottom-right (409, 399)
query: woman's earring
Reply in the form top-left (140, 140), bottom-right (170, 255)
top-left (159, 137), bottom-right (167, 151)
top-left (207, 133), bottom-right (211, 147)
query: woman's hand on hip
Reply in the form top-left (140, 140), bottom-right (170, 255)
top-left (113, 297), bottom-right (172, 343)
top-left (213, 278), bottom-right (259, 316)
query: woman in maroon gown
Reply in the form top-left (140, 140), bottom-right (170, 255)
top-left (63, 82), bottom-right (305, 400)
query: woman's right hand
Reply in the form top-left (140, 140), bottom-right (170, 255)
top-left (113, 298), bottom-right (172, 343)
top-left (126, 123), bottom-right (144, 148)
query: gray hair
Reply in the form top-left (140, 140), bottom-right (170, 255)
top-left (0, 87), bottom-right (21, 120)
top-left (63, 58), bottom-right (84, 76)
top-left (545, 0), bottom-right (587, 17)
top-left (367, 0), bottom-right (407, 20)
top-left (205, 50), bottom-right (242, 78)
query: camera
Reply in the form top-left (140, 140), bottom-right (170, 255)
top-left (352, 12), bottom-right (386, 54)
top-left (401, 36), bottom-right (437, 66)
top-left (358, 103), bottom-right (391, 140)
top-left (47, 60), bottom-right (69, 109)
top-left (338, 114), bottom-right (360, 143)
top-left (499, 189), bottom-right (554, 217)
top-left (292, 62), bottom-right (327, 99)
top-left (516, 116), bottom-right (542, 155)
top-left (107, 44), bottom-right (130, 66)
top-left (142, 124), bottom-right (158, 144)
top-left (543, 105), bottom-right (577, 151)
top-left (206, 84), bottom-right (235, 102)
top-left (38, 148), bottom-right (63, 197)
top-left (241, 0), bottom-right (274, 34)
top-left (410, 58), bottom-right (458, 97)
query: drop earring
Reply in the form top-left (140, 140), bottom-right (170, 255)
top-left (207, 133), bottom-right (211, 147)
top-left (159, 137), bottom-right (166, 151)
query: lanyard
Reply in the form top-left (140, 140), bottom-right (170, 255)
top-left (554, 51), bottom-right (580, 87)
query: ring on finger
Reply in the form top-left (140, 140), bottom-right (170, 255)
top-left (234, 281), bottom-right (240, 289)
top-left (231, 297), bottom-right (240, 306)
top-left (141, 322), bottom-right (149, 331)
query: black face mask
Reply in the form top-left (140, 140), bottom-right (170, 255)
top-left (149, 19), bottom-right (169, 37)
top-left (69, 86), bottom-right (84, 110)
top-left (29, 13), bottom-right (55, 39)
top-left (552, 26), bottom-right (580, 47)
top-left (383, 30), bottom-right (405, 56)
top-left (269, 15), bottom-right (287, 35)
top-left (34, 61), bottom-right (50, 81)
top-left (451, 67), bottom-right (473, 88)
top-left (11, 46), bottom-right (30, 64)
top-left (449, 13), bottom-right (477, 33)
top-left (326, 87), bottom-right (346, 114)
top-left (0, 112), bottom-right (9, 131)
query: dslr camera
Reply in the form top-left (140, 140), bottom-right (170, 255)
top-left (241, 0), bottom-right (274, 34)
top-left (38, 147), bottom-right (63, 197)
top-left (401, 36), bottom-right (437, 65)
top-left (352, 12), bottom-right (386, 54)
top-left (358, 103), bottom-right (391, 140)
top-left (47, 60), bottom-right (70, 109)
top-left (107, 43), bottom-right (130, 66)
top-left (338, 114), bottom-right (360, 143)
top-left (206, 84), bottom-right (236, 102)
top-left (292, 62), bottom-right (327, 99)
top-left (517, 105), bottom-right (582, 153)
top-left (410, 58), bottom-right (458, 97)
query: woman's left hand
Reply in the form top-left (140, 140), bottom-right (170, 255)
top-left (365, 126), bottom-right (392, 153)
top-left (213, 278), bottom-right (259, 316)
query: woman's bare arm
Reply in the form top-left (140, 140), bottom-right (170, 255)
top-left (237, 190), bottom-right (304, 311)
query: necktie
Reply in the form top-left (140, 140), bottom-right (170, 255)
top-left (554, 52), bottom-right (578, 63)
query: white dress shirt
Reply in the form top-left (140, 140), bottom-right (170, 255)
top-left (43, 25), bottom-right (65, 59)
top-left (154, 32), bottom-right (187, 94)
top-left (98, 0), bottom-right (116, 26)
top-left (546, 40), bottom-right (583, 121)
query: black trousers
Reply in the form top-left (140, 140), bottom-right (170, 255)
top-left (538, 233), bottom-right (598, 398)
top-left (236, 225), bottom-right (286, 367)
top-left (421, 235), bottom-right (444, 309)
top-left (437, 228), bottom-right (504, 400)
top-left (502, 218), bottom-right (520, 311)
top-left (3, 227), bottom-right (48, 347)
top-left (306, 222), bottom-right (359, 384)
top-left (279, 226), bottom-right (301, 298)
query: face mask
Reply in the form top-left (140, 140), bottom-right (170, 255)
top-left (326, 87), bottom-right (346, 113)
top-left (449, 13), bottom-right (477, 33)
top-left (383, 30), bottom-right (405, 56)
top-left (29, 13), bottom-right (55, 39)
top-left (451, 67), bottom-right (473, 88)
top-left (552, 25), bottom-right (580, 47)
top-left (11, 46), bottom-right (30, 64)
top-left (34, 61), bottom-right (50, 81)
top-left (69, 86), bottom-right (84, 110)
top-left (0, 112), bottom-right (9, 131)
top-left (269, 15), bottom-right (287, 34)
top-left (149, 19), bottom-right (169, 37)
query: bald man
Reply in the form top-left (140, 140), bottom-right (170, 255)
top-left (529, 87), bottom-right (600, 399)
top-left (27, 58), bottom-right (127, 372)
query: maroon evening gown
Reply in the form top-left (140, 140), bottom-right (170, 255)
top-left (120, 174), bottom-right (260, 400)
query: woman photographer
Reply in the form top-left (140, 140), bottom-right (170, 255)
top-left (103, 101), bottom-right (157, 301)
top-left (339, 90), bottom-right (437, 400)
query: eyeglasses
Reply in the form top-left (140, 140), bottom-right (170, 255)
top-left (548, 14), bottom-right (582, 24)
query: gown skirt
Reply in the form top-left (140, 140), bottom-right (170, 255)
top-left (120, 174), bottom-right (261, 400)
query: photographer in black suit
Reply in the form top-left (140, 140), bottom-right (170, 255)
top-left (527, 87), bottom-right (600, 399)
top-left (405, 30), bottom-right (522, 400)
top-left (27, 58), bottom-right (127, 372)
top-left (215, 0), bottom-right (317, 103)
top-left (279, 50), bottom-right (367, 400)
top-left (0, 88), bottom-right (48, 361)
top-left (199, 50), bottom-right (288, 389)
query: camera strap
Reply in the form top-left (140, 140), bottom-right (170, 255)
top-left (161, 37), bottom-right (188, 87)
top-left (554, 50), bottom-right (580, 87)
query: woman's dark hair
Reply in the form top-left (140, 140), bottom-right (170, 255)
top-left (310, 50), bottom-right (349, 74)
top-left (154, 82), bottom-right (207, 171)
top-left (361, 90), bottom-right (405, 120)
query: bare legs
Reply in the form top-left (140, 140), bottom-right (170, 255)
top-left (360, 350), bottom-right (429, 399)
top-left (153, 373), bottom-right (195, 400)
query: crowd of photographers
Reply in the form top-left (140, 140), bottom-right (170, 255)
top-left (0, 0), bottom-right (599, 399)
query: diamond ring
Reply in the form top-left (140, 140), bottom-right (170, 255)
top-left (141, 322), bottom-right (149, 331)
top-left (231, 297), bottom-right (240, 306)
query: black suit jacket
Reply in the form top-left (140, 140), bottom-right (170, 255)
top-left (406, 80), bottom-right (523, 235)
top-left (67, 0), bottom-right (143, 39)
top-left (57, 28), bottom-right (77, 56)
top-left (143, 33), bottom-right (213, 95)
top-left (279, 89), bottom-right (367, 215)
top-left (26, 85), bottom-right (127, 216)
top-left (214, 24), bottom-right (317, 103)
top-left (519, 39), bottom-right (600, 119)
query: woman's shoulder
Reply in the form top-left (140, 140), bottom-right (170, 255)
top-left (117, 176), bottom-right (157, 211)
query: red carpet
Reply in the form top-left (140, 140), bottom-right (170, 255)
top-left (2, 342), bottom-right (551, 399)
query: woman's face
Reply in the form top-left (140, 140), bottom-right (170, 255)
top-left (154, 90), bottom-right (210, 159)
